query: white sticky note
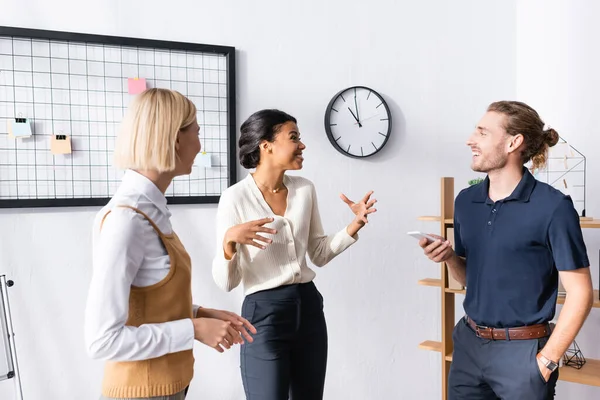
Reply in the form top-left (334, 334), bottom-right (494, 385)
top-left (195, 152), bottom-right (212, 168)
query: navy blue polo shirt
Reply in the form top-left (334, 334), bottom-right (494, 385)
top-left (454, 167), bottom-right (589, 328)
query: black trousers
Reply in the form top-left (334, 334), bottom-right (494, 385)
top-left (449, 316), bottom-right (559, 400)
top-left (240, 281), bottom-right (328, 400)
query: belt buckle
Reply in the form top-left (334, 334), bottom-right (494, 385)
top-left (475, 324), bottom-right (488, 338)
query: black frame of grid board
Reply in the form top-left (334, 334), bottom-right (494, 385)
top-left (0, 26), bottom-right (237, 209)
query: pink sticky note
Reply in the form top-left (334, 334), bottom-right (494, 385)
top-left (128, 78), bottom-right (147, 94)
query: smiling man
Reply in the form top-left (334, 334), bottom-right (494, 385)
top-left (418, 101), bottom-right (594, 399)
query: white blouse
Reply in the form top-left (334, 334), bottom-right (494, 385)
top-left (84, 170), bottom-right (197, 362)
top-left (212, 173), bottom-right (358, 295)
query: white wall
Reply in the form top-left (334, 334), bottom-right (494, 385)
top-left (516, 1), bottom-right (600, 398)
top-left (0, 0), bottom-right (595, 399)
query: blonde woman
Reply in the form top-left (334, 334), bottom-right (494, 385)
top-left (85, 88), bottom-right (256, 400)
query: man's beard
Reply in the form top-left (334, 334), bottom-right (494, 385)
top-left (471, 147), bottom-right (507, 173)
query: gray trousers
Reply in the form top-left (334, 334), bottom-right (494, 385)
top-left (448, 316), bottom-right (558, 400)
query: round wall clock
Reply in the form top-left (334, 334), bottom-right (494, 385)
top-left (324, 86), bottom-right (392, 158)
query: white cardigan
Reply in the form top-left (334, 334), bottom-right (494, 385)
top-left (212, 173), bottom-right (358, 295)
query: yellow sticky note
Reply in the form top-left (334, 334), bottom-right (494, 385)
top-left (51, 134), bottom-right (72, 155)
top-left (7, 119), bottom-right (13, 138)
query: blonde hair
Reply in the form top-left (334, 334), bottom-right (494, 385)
top-left (114, 88), bottom-right (197, 173)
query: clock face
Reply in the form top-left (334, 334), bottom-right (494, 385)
top-left (324, 86), bottom-right (392, 158)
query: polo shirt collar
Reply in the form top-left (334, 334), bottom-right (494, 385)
top-left (472, 166), bottom-right (536, 203)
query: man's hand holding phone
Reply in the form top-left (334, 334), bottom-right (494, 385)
top-left (408, 231), bottom-right (455, 263)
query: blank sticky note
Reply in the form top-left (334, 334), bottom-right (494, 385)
top-left (128, 78), bottom-right (147, 94)
top-left (51, 134), bottom-right (72, 155)
top-left (8, 118), bottom-right (32, 138)
top-left (195, 152), bottom-right (212, 168)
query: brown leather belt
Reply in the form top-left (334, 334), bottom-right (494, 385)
top-left (466, 316), bottom-right (551, 340)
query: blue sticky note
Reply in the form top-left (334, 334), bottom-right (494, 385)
top-left (195, 152), bottom-right (212, 168)
top-left (10, 118), bottom-right (32, 138)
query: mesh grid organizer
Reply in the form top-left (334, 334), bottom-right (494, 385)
top-left (532, 135), bottom-right (587, 217)
top-left (0, 26), bottom-right (236, 208)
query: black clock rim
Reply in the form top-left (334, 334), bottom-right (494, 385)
top-left (324, 86), bottom-right (392, 159)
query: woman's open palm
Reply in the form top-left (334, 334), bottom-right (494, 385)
top-left (340, 190), bottom-right (377, 225)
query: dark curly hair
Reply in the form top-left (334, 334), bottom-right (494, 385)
top-left (238, 109), bottom-right (297, 169)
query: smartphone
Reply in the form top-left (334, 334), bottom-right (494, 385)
top-left (407, 231), bottom-right (439, 243)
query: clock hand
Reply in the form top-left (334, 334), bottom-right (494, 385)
top-left (354, 92), bottom-right (361, 123)
top-left (348, 107), bottom-right (363, 127)
top-left (353, 113), bottom-right (380, 124)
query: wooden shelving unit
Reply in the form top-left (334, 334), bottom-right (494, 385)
top-left (419, 280), bottom-right (600, 307)
top-left (418, 177), bottom-right (600, 399)
top-left (581, 219), bottom-right (600, 229)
